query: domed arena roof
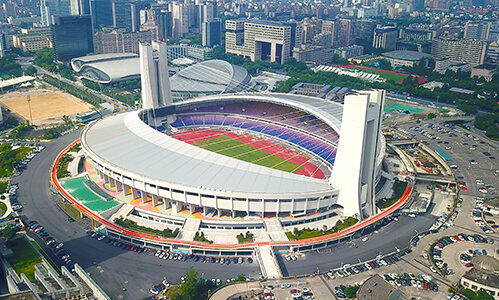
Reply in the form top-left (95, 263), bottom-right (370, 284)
top-left (71, 53), bottom-right (140, 84)
top-left (170, 59), bottom-right (256, 100)
top-left (471, 255), bottom-right (499, 272)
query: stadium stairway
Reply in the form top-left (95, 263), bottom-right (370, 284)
top-left (263, 219), bottom-right (288, 241)
top-left (176, 218), bottom-right (201, 241)
top-left (255, 245), bottom-right (282, 279)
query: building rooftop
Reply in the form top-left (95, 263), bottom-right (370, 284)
top-left (357, 275), bottom-right (405, 300)
top-left (71, 53), bottom-right (140, 84)
top-left (382, 50), bottom-right (432, 61)
top-left (463, 264), bottom-right (499, 289)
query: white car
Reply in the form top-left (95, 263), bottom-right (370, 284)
top-left (361, 237), bottom-right (369, 242)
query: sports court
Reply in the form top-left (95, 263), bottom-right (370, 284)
top-left (384, 102), bottom-right (424, 114)
top-left (174, 129), bottom-right (325, 179)
top-left (0, 89), bottom-right (93, 124)
top-left (61, 177), bottom-right (119, 212)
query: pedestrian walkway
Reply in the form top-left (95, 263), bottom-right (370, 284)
top-left (264, 219), bottom-right (288, 241)
top-left (256, 245), bottom-right (282, 279)
top-left (176, 218), bottom-right (200, 241)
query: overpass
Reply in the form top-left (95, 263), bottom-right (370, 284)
top-left (415, 173), bottom-right (455, 184)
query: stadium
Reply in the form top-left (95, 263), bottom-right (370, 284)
top-left (60, 42), bottom-right (393, 253)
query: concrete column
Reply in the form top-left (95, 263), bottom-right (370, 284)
top-left (203, 207), bottom-right (208, 215)
top-left (164, 199), bottom-right (170, 210)
top-left (109, 177), bottom-right (116, 188)
top-left (124, 184), bottom-right (131, 196)
top-left (232, 210), bottom-right (235, 218)
top-left (189, 204), bottom-right (194, 214)
top-left (116, 181), bottom-right (123, 192)
top-left (103, 174), bottom-right (110, 184)
top-left (171, 202), bottom-right (178, 213)
top-left (270, 42), bottom-right (277, 62)
top-left (132, 188), bottom-right (138, 200)
top-left (152, 195), bottom-right (159, 206)
top-left (217, 209), bottom-right (221, 217)
top-left (98, 170), bottom-right (104, 179)
top-left (142, 191), bottom-right (148, 204)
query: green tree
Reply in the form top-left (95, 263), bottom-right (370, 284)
top-left (427, 113), bottom-right (436, 119)
top-left (344, 285), bottom-right (359, 298)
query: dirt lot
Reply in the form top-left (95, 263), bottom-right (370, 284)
top-left (0, 88), bottom-right (93, 126)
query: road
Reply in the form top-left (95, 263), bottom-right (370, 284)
top-left (14, 131), bottom-right (260, 299)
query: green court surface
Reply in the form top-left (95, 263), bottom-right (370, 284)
top-left (193, 136), bottom-right (303, 173)
top-left (384, 102), bottom-right (424, 114)
top-left (351, 67), bottom-right (407, 82)
top-left (61, 177), bottom-right (119, 212)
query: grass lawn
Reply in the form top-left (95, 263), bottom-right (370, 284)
top-left (0, 181), bottom-right (8, 194)
top-left (193, 136), bottom-right (303, 173)
top-left (351, 67), bottom-right (407, 82)
top-left (6, 237), bottom-right (42, 281)
top-left (0, 202), bottom-right (7, 217)
top-left (57, 201), bottom-right (83, 221)
top-left (30, 241), bottom-right (60, 274)
top-left (286, 217), bottom-right (359, 240)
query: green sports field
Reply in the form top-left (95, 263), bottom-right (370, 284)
top-left (193, 136), bottom-right (303, 173)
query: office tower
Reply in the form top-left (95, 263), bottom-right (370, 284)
top-left (40, 0), bottom-right (71, 26)
top-left (90, 0), bottom-right (112, 29)
top-left (172, 3), bottom-right (189, 38)
top-left (155, 10), bottom-right (173, 40)
top-left (202, 18), bottom-right (221, 47)
top-left (139, 41), bottom-right (172, 109)
top-left (51, 15), bottom-right (93, 61)
top-left (352, 19), bottom-right (376, 43)
top-left (431, 38), bottom-right (488, 65)
top-left (464, 21), bottom-right (491, 41)
top-left (225, 19), bottom-right (292, 64)
top-left (112, 0), bottom-right (138, 32)
top-left (372, 25), bottom-right (397, 49)
top-left (199, 2), bottom-right (216, 25)
top-left (70, 0), bottom-right (90, 15)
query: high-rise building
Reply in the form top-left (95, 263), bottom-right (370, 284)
top-left (352, 19), bottom-right (376, 43)
top-left (198, 2), bottom-right (216, 26)
top-left (464, 21), bottom-right (491, 41)
top-left (225, 19), bottom-right (293, 64)
top-left (372, 25), bottom-right (397, 49)
top-left (139, 41), bottom-right (172, 109)
top-left (112, 0), bottom-right (140, 32)
top-left (431, 38), bottom-right (488, 65)
top-left (70, 0), bottom-right (90, 15)
top-left (171, 2), bottom-right (189, 38)
top-left (398, 27), bottom-right (434, 41)
top-left (202, 18), bottom-right (221, 47)
top-left (40, 0), bottom-right (71, 26)
top-left (154, 10), bottom-right (173, 40)
top-left (51, 15), bottom-right (94, 61)
top-left (90, 0), bottom-right (112, 29)
top-left (94, 28), bottom-right (155, 54)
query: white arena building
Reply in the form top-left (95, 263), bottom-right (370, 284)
top-left (77, 42), bottom-right (388, 250)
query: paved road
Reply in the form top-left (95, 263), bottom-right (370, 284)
top-left (278, 214), bottom-right (436, 277)
top-left (14, 131), bottom-right (260, 299)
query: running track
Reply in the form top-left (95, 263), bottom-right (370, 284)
top-left (52, 139), bottom-right (414, 249)
top-left (173, 129), bottom-right (325, 179)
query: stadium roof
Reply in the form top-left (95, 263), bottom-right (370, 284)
top-left (170, 60), bottom-right (255, 97)
top-left (71, 53), bottom-right (140, 84)
top-left (382, 50), bottom-right (432, 61)
top-left (82, 94), bottom-right (343, 197)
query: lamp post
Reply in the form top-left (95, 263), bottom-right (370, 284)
top-left (27, 95), bottom-right (33, 125)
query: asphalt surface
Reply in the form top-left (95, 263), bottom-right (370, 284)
top-left (14, 130), bottom-right (260, 299)
top-left (278, 213), bottom-right (437, 277)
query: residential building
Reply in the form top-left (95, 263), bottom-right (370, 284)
top-left (94, 28), bottom-right (155, 54)
top-left (333, 44), bottom-right (364, 59)
top-left (171, 2), bottom-right (189, 38)
top-left (40, 0), bottom-right (71, 26)
top-left (431, 38), bottom-right (488, 65)
top-left (471, 64), bottom-right (496, 81)
top-left (12, 34), bottom-right (52, 52)
top-left (154, 10), bottom-right (173, 40)
top-left (292, 45), bottom-right (334, 65)
top-left (51, 15), bottom-right (94, 61)
top-left (202, 18), bottom-right (221, 47)
top-left (372, 25), bottom-right (397, 49)
top-left (487, 41), bottom-right (499, 64)
top-left (225, 19), bottom-right (293, 64)
top-left (399, 27), bottom-right (434, 41)
top-left (464, 21), bottom-right (491, 41)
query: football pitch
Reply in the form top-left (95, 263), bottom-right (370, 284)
top-left (193, 136), bottom-right (304, 173)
